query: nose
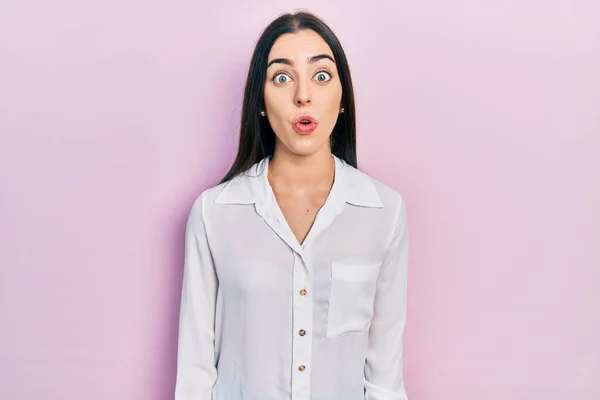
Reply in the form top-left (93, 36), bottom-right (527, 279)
top-left (294, 78), bottom-right (311, 106)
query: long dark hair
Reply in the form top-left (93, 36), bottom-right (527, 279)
top-left (219, 11), bottom-right (357, 184)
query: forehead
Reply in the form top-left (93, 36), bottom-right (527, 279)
top-left (268, 29), bottom-right (334, 61)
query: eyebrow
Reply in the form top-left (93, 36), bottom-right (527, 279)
top-left (267, 54), bottom-right (335, 68)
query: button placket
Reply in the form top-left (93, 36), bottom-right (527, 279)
top-left (291, 253), bottom-right (312, 399)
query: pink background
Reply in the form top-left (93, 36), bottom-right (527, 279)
top-left (1, 0), bottom-right (599, 399)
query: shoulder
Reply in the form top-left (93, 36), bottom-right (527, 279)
top-left (199, 182), bottom-right (230, 205)
top-left (187, 160), bottom-right (262, 221)
top-left (345, 164), bottom-right (408, 235)
top-left (368, 174), bottom-right (406, 211)
top-left (344, 161), bottom-right (406, 212)
top-left (357, 170), bottom-right (409, 242)
top-left (186, 181), bottom-right (230, 225)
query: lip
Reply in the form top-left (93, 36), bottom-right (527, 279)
top-left (293, 114), bottom-right (318, 135)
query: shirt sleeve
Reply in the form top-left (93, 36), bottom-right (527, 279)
top-left (174, 194), bottom-right (219, 399)
top-left (364, 195), bottom-right (409, 400)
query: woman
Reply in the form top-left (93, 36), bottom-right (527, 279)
top-left (175, 11), bottom-right (409, 400)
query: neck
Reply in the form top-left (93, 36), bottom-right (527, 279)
top-left (268, 146), bottom-right (335, 192)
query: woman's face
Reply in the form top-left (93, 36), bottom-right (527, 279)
top-left (263, 29), bottom-right (343, 158)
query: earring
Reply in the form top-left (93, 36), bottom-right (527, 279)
top-left (340, 107), bottom-right (345, 114)
top-left (260, 110), bottom-right (266, 117)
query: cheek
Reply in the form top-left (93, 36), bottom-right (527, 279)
top-left (263, 87), bottom-right (275, 109)
top-left (320, 85), bottom-right (343, 119)
top-left (264, 87), bottom-right (290, 117)
top-left (263, 88), bottom-right (292, 138)
top-left (323, 84), bottom-right (343, 109)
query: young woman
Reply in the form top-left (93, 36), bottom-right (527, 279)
top-left (175, 11), bottom-right (409, 400)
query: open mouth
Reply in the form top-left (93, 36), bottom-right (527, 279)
top-left (293, 115), bottom-right (318, 134)
top-left (294, 115), bottom-right (317, 125)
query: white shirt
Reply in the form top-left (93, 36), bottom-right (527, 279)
top-left (174, 155), bottom-right (409, 400)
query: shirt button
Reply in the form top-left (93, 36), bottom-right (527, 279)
top-left (299, 289), bottom-right (307, 296)
top-left (299, 329), bottom-right (306, 336)
top-left (298, 365), bottom-right (306, 372)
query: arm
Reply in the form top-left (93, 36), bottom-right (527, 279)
top-left (174, 194), bottom-right (219, 399)
top-left (364, 196), bottom-right (409, 400)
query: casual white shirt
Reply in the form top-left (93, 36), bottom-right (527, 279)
top-left (174, 155), bottom-right (409, 400)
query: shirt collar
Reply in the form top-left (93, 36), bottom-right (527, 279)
top-left (214, 155), bottom-right (383, 208)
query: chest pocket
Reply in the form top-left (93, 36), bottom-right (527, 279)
top-left (326, 261), bottom-right (382, 338)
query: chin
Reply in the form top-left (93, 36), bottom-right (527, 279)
top-left (284, 136), bottom-right (329, 157)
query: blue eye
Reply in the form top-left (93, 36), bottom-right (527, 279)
top-left (314, 71), bottom-right (331, 82)
top-left (273, 73), bottom-right (292, 84)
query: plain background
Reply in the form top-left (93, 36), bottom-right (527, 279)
top-left (1, 0), bottom-right (599, 399)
